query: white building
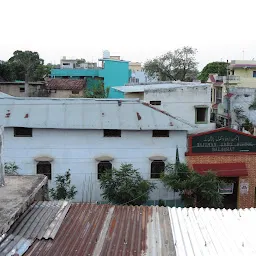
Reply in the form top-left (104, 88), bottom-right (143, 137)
top-left (114, 82), bottom-right (216, 133)
top-left (0, 96), bottom-right (193, 204)
top-left (129, 71), bottom-right (158, 84)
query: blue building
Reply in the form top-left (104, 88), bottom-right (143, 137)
top-left (51, 57), bottom-right (131, 98)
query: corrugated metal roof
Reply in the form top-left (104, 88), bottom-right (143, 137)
top-left (0, 92), bottom-right (13, 97)
top-left (0, 97), bottom-right (193, 130)
top-left (8, 204), bottom-right (256, 256)
top-left (169, 207), bottom-right (256, 256)
top-left (0, 201), bottom-right (70, 256)
top-left (25, 203), bottom-right (176, 256)
top-left (113, 82), bottom-right (209, 93)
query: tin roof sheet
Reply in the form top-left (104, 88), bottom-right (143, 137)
top-left (113, 81), bottom-right (209, 93)
top-left (169, 207), bottom-right (256, 256)
top-left (3, 204), bottom-right (256, 256)
top-left (25, 203), bottom-right (176, 256)
top-left (0, 97), bottom-right (193, 130)
top-left (0, 201), bottom-right (70, 256)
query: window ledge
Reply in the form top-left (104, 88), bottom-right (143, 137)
top-left (149, 156), bottom-right (167, 161)
top-left (34, 156), bottom-right (54, 162)
top-left (95, 156), bottom-right (114, 161)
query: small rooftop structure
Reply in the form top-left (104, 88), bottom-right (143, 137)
top-left (113, 81), bottom-right (209, 93)
top-left (45, 78), bottom-right (85, 91)
top-left (0, 96), bottom-right (195, 130)
top-left (0, 175), bottom-right (48, 235)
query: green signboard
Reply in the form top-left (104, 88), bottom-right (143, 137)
top-left (192, 130), bottom-right (256, 153)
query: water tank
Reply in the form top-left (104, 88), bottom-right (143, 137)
top-left (103, 50), bottom-right (110, 59)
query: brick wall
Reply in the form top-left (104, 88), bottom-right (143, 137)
top-left (186, 154), bottom-right (256, 208)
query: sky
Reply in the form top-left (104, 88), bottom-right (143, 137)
top-left (1, 0), bottom-right (256, 70)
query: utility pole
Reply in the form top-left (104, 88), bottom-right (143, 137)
top-left (0, 126), bottom-right (4, 186)
top-left (226, 60), bottom-right (231, 128)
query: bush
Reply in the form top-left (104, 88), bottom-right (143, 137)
top-left (161, 163), bottom-right (224, 208)
top-left (4, 162), bottom-right (19, 175)
top-left (99, 163), bottom-right (155, 205)
top-left (49, 169), bottom-right (77, 200)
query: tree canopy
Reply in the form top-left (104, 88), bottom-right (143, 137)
top-left (0, 50), bottom-right (51, 82)
top-left (161, 163), bottom-right (224, 208)
top-left (144, 46), bottom-right (198, 81)
top-left (99, 163), bottom-right (156, 205)
top-left (198, 61), bottom-right (228, 82)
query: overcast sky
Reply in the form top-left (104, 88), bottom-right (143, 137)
top-left (1, 0), bottom-right (256, 70)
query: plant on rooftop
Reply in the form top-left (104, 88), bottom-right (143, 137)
top-left (83, 81), bottom-right (109, 98)
top-left (4, 162), bottom-right (19, 175)
top-left (161, 163), bottom-right (224, 208)
top-left (242, 118), bottom-right (254, 134)
top-left (144, 46), bottom-right (198, 81)
top-left (99, 163), bottom-right (156, 206)
top-left (49, 169), bottom-right (77, 200)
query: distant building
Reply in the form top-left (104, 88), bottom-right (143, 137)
top-left (0, 81), bottom-right (45, 97)
top-left (114, 82), bottom-right (215, 133)
top-left (0, 95), bottom-right (193, 204)
top-left (51, 52), bottom-right (131, 98)
top-left (129, 70), bottom-right (158, 84)
top-left (129, 62), bottom-right (142, 72)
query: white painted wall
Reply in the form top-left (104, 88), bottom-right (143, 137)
top-left (144, 86), bottom-right (216, 133)
top-left (60, 60), bottom-right (76, 69)
top-left (0, 126), bottom-right (4, 186)
top-left (130, 71), bottom-right (158, 84)
top-left (3, 128), bottom-right (187, 203)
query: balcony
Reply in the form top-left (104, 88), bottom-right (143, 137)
top-left (215, 76), bottom-right (240, 83)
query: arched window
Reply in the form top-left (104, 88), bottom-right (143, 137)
top-left (151, 160), bottom-right (165, 179)
top-left (37, 161), bottom-right (52, 180)
top-left (98, 161), bottom-right (112, 179)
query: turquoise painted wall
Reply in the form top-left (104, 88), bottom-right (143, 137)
top-left (51, 69), bottom-right (99, 77)
top-left (51, 59), bottom-right (131, 98)
top-left (99, 60), bottom-right (130, 98)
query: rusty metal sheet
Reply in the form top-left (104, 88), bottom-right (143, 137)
top-left (24, 204), bottom-right (176, 256)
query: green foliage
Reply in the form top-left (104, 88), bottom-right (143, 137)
top-left (144, 46), bottom-right (198, 81)
top-left (84, 82), bottom-right (109, 98)
top-left (242, 118), bottom-right (254, 134)
top-left (0, 50), bottom-right (50, 82)
top-left (158, 199), bottom-right (166, 207)
top-left (49, 170), bottom-right (77, 200)
top-left (4, 162), bottom-right (19, 175)
top-left (99, 163), bottom-right (156, 205)
top-left (161, 163), bottom-right (224, 208)
top-left (198, 62), bottom-right (228, 82)
top-left (0, 62), bottom-right (15, 81)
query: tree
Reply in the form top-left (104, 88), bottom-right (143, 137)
top-left (8, 50), bottom-right (45, 95)
top-left (0, 62), bottom-right (15, 81)
top-left (84, 82), bottom-right (109, 98)
top-left (198, 62), bottom-right (228, 82)
top-left (144, 46), bottom-right (198, 81)
top-left (99, 163), bottom-right (156, 205)
top-left (161, 163), bottom-right (224, 208)
top-left (49, 169), bottom-right (77, 200)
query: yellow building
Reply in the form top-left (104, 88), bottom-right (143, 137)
top-left (225, 60), bottom-right (256, 88)
top-left (129, 62), bottom-right (142, 72)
